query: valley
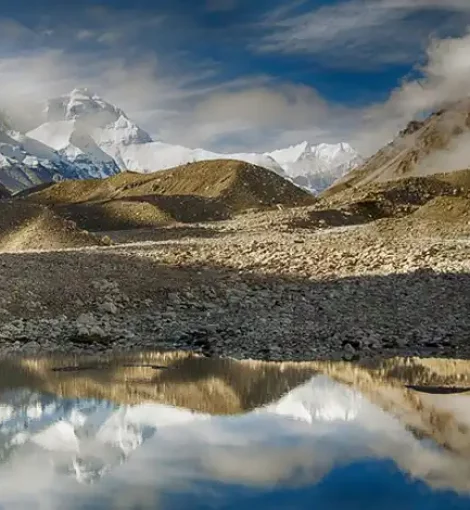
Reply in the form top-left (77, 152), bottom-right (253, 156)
top-left (0, 166), bottom-right (469, 361)
top-left (1, 92), bottom-right (470, 362)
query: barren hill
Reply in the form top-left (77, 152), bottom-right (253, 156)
top-left (22, 159), bottom-right (315, 230)
top-left (327, 98), bottom-right (470, 196)
top-left (0, 201), bottom-right (103, 252)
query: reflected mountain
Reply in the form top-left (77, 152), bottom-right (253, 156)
top-left (0, 353), bottom-right (470, 509)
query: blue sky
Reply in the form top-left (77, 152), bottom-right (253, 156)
top-left (1, 0), bottom-right (470, 153)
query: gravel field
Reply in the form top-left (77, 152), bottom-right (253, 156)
top-left (1, 204), bottom-right (469, 361)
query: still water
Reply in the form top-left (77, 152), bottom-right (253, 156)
top-left (0, 353), bottom-right (469, 509)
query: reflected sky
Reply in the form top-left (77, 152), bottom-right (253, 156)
top-left (0, 356), bottom-right (469, 509)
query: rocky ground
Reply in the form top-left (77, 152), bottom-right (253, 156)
top-left (0, 201), bottom-right (469, 361)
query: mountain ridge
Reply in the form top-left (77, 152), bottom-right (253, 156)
top-left (326, 97), bottom-right (470, 196)
top-left (267, 140), bottom-right (364, 192)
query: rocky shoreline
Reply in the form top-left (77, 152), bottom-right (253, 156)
top-left (1, 208), bottom-right (469, 361)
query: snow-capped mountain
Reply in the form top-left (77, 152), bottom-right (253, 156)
top-left (0, 89), bottom-right (362, 194)
top-left (267, 141), bottom-right (364, 193)
top-left (23, 88), bottom-right (361, 193)
top-left (0, 109), bottom-right (120, 193)
top-left (0, 120), bottom-right (68, 193)
top-left (28, 88), bottom-right (286, 178)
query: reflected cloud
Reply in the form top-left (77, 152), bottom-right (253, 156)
top-left (0, 354), bottom-right (470, 508)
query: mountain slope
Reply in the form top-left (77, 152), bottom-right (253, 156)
top-left (0, 202), bottom-right (103, 252)
top-left (326, 98), bottom-right (470, 196)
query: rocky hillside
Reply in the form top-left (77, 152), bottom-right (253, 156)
top-left (22, 159), bottom-right (316, 230)
top-left (327, 98), bottom-right (470, 195)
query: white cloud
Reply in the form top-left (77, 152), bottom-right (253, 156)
top-left (96, 31), bottom-right (123, 45)
top-left (177, 84), bottom-right (350, 151)
top-left (255, 0), bottom-right (470, 68)
top-left (41, 7), bottom-right (166, 51)
top-left (351, 30), bottom-right (470, 153)
top-left (76, 29), bottom-right (95, 40)
top-left (1, 12), bottom-right (470, 157)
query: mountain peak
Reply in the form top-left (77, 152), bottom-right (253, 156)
top-left (45, 88), bottom-right (124, 126)
top-left (297, 141), bottom-right (311, 152)
top-left (41, 89), bottom-right (152, 146)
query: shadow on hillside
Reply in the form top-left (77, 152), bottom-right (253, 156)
top-left (1, 249), bottom-right (470, 360)
top-left (0, 201), bottom-right (48, 240)
top-left (52, 195), bottom-right (232, 232)
top-left (288, 200), bottom-right (412, 230)
top-left (126, 195), bottom-right (231, 222)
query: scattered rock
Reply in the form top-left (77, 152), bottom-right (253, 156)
top-left (0, 192), bottom-right (469, 360)
top-left (99, 302), bottom-right (118, 315)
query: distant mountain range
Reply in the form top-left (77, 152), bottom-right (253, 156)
top-left (0, 88), bottom-right (362, 193)
top-left (268, 140), bottom-right (363, 192)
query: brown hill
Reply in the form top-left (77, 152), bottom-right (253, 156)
top-left (23, 160), bottom-right (315, 230)
top-left (326, 98), bottom-right (470, 196)
top-left (0, 201), bottom-right (104, 252)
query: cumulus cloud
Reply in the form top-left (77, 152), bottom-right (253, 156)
top-left (179, 84), bottom-right (354, 151)
top-left (351, 30), bottom-right (470, 153)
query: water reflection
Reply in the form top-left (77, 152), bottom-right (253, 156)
top-left (0, 353), bottom-right (469, 509)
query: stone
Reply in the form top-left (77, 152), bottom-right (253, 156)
top-left (99, 302), bottom-right (118, 315)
